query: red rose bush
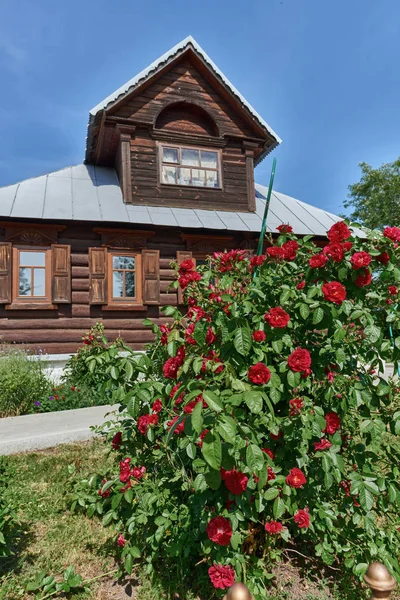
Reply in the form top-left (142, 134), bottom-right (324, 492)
top-left (77, 221), bottom-right (400, 598)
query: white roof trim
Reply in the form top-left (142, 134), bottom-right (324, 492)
top-left (89, 36), bottom-right (281, 145)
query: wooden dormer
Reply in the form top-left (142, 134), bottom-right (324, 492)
top-left (85, 37), bottom-right (281, 213)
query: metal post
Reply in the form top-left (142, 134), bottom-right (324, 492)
top-left (223, 582), bottom-right (254, 600)
top-left (364, 562), bottom-right (397, 599)
top-left (256, 157), bottom-right (277, 257)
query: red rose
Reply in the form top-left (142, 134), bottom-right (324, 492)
top-left (131, 466), bottom-right (146, 480)
top-left (322, 281), bottom-right (346, 304)
top-left (289, 398), bottom-right (304, 416)
top-left (183, 399), bottom-right (201, 414)
top-left (287, 348), bottom-right (311, 372)
top-left (178, 270), bottom-right (201, 289)
top-left (314, 438), bottom-right (332, 451)
top-left (184, 323), bottom-right (196, 345)
top-left (294, 508), bottom-right (310, 529)
top-left (342, 241), bottom-right (353, 251)
top-left (376, 251), bottom-right (390, 265)
top-left (117, 534), bottom-right (125, 547)
top-left (355, 269), bottom-right (372, 287)
top-left (270, 431), bottom-right (282, 440)
top-left (208, 564), bottom-right (235, 590)
top-left (264, 307), bottom-right (290, 328)
top-left (327, 222), bottom-right (351, 242)
top-left (248, 363), bottom-right (271, 385)
top-left (119, 458), bottom-right (132, 483)
top-left (277, 224), bottom-right (293, 233)
top-left (197, 428), bottom-right (210, 447)
top-left (152, 399), bottom-right (163, 413)
top-left (252, 330), bottom-right (266, 342)
top-left (178, 259), bottom-right (195, 274)
top-left (323, 411), bottom-right (341, 434)
top-left (267, 467), bottom-right (276, 481)
top-left (324, 242), bottom-right (345, 262)
top-left (70, 386), bottom-right (75, 391)
top-left (137, 415), bottom-right (150, 435)
top-left (282, 240), bottom-right (299, 260)
top-left (206, 516), bottom-right (232, 546)
top-left (286, 467), bottom-right (307, 488)
top-left (98, 478), bottom-right (111, 498)
top-left (148, 414), bottom-right (159, 427)
top-left (250, 255), bottom-right (266, 268)
top-left (112, 431), bottom-right (122, 450)
top-left (221, 468), bottom-right (248, 495)
top-left (267, 246), bottom-right (284, 259)
top-left (296, 280), bottom-right (306, 290)
top-left (262, 448), bottom-right (275, 460)
top-left (167, 415), bottom-right (185, 435)
top-left (265, 521), bottom-right (283, 534)
top-left (163, 357), bottom-right (179, 379)
top-left (206, 327), bottom-right (216, 345)
top-left (383, 226), bottom-right (400, 242)
top-left (351, 251), bottom-right (372, 270)
top-left (309, 253), bottom-right (328, 268)
top-left (389, 286), bottom-right (398, 295)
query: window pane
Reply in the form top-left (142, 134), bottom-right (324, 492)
top-left (163, 147), bottom-right (179, 164)
top-left (112, 271), bottom-right (124, 298)
top-left (206, 170), bottom-right (219, 188)
top-left (162, 165), bottom-right (177, 184)
top-left (201, 151), bottom-right (218, 169)
top-left (20, 251), bottom-right (46, 267)
top-left (113, 256), bottom-right (135, 270)
top-left (178, 167), bottom-right (191, 186)
top-left (33, 268), bottom-right (45, 296)
top-left (19, 268), bottom-right (31, 296)
top-left (125, 272), bottom-right (136, 298)
top-left (182, 149), bottom-right (200, 167)
top-left (192, 169), bottom-right (206, 187)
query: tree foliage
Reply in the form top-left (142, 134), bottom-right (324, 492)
top-left (74, 222), bottom-right (400, 598)
top-left (344, 158), bottom-right (400, 229)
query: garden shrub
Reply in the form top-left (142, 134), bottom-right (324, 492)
top-left (0, 457), bottom-right (17, 557)
top-left (0, 346), bottom-right (51, 417)
top-left (32, 382), bottom-right (109, 413)
top-left (78, 222), bottom-right (400, 598)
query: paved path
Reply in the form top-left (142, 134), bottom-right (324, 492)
top-left (0, 405), bottom-right (117, 455)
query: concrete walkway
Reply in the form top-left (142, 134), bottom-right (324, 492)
top-left (0, 404), bottom-right (118, 455)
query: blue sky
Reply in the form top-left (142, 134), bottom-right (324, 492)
top-left (0, 0), bottom-right (399, 215)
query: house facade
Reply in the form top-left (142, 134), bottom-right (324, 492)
top-left (0, 37), bottom-right (343, 354)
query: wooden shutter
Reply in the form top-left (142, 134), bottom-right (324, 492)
top-left (51, 244), bottom-right (71, 303)
top-left (142, 249), bottom-right (160, 305)
top-left (89, 247), bottom-right (107, 304)
top-left (0, 242), bottom-right (11, 304)
top-left (176, 251), bottom-right (193, 305)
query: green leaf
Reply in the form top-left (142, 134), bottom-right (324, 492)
top-left (299, 304), bottom-right (310, 320)
top-left (202, 432), bottom-right (222, 470)
top-left (287, 371), bottom-right (301, 388)
top-left (246, 444), bottom-right (265, 472)
top-left (205, 469), bottom-right (222, 490)
top-left (280, 289), bottom-right (291, 304)
top-left (272, 340), bottom-right (283, 353)
top-left (244, 390), bottom-right (263, 413)
top-left (202, 390), bottom-right (223, 413)
top-left (273, 496), bottom-right (285, 519)
top-left (191, 401), bottom-right (203, 434)
top-left (264, 487), bottom-right (279, 501)
top-left (313, 307), bottom-right (324, 325)
top-left (193, 322), bottom-right (207, 346)
top-left (334, 327), bottom-right (346, 342)
top-left (234, 328), bottom-right (252, 356)
top-left (186, 443), bottom-right (197, 459)
top-left (217, 415), bottom-right (237, 443)
top-left (359, 486), bottom-right (374, 511)
top-left (125, 553), bottom-right (133, 574)
top-left (130, 546), bottom-right (141, 558)
top-left (364, 325), bottom-right (381, 344)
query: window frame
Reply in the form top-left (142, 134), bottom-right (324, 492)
top-left (107, 250), bottom-right (143, 307)
top-left (12, 246), bottom-right (52, 304)
top-left (158, 143), bottom-right (223, 190)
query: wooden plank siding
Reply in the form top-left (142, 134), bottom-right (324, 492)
top-left (0, 222), bottom-right (257, 353)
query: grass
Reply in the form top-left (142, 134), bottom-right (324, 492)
top-left (0, 440), bottom-right (398, 600)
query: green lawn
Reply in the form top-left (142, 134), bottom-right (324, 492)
top-left (0, 440), bottom-right (397, 600)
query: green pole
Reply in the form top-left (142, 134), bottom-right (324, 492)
top-left (256, 157), bottom-right (277, 256)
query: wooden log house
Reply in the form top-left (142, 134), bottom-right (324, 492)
top-left (0, 36), bottom-right (344, 355)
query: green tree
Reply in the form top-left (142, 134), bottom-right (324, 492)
top-left (344, 158), bottom-right (400, 229)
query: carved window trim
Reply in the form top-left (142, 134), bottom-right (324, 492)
top-left (107, 250), bottom-right (143, 308)
top-left (10, 246), bottom-right (53, 309)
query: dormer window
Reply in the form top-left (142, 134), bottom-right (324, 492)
top-left (160, 144), bottom-right (221, 189)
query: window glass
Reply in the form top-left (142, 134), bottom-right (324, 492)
top-left (112, 271), bottom-right (124, 298)
top-left (19, 268), bottom-right (31, 296)
top-left (206, 171), bottom-right (219, 188)
top-left (178, 167), bottom-right (191, 186)
top-left (19, 251), bottom-right (46, 267)
top-left (33, 269), bottom-right (45, 296)
top-left (192, 169), bottom-right (206, 187)
top-left (201, 151), bottom-right (218, 169)
top-left (182, 148), bottom-right (200, 167)
top-left (113, 256), bottom-right (135, 270)
top-left (125, 272), bottom-right (136, 297)
top-left (162, 165), bottom-right (177, 184)
top-left (163, 147), bottom-right (179, 163)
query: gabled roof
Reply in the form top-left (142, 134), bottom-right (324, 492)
top-left (85, 36), bottom-right (281, 163)
top-left (0, 164), bottom-right (359, 237)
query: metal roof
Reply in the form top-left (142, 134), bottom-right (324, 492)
top-left (0, 164), bottom-right (355, 237)
top-left (86, 36), bottom-right (281, 163)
